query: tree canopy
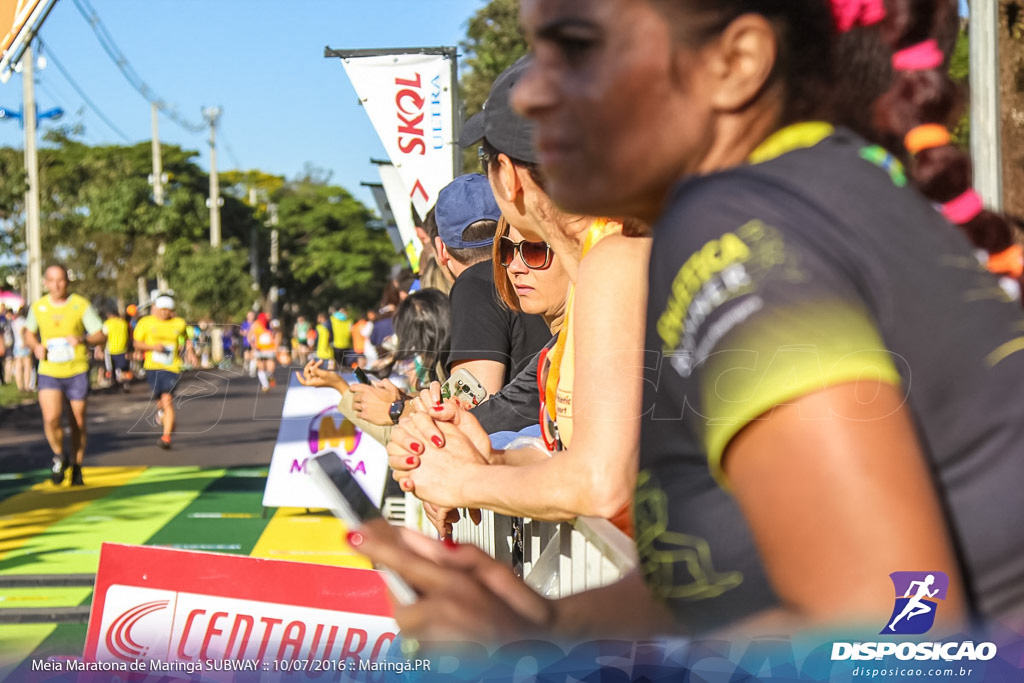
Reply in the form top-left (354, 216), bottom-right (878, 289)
top-left (459, 0), bottom-right (528, 170)
top-left (0, 131), bottom-right (396, 321)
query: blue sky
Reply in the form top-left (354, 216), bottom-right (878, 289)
top-left (0, 0), bottom-right (487, 211)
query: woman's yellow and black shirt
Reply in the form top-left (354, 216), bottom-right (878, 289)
top-left (639, 124), bottom-right (1024, 632)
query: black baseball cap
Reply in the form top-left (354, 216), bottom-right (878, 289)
top-left (458, 56), bottom-right (537, 164)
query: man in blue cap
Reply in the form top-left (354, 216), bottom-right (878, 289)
top-left (433, 173), bottom-right (550, 397)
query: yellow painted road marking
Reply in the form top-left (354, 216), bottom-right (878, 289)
top-left (249, 507), bottom-right (370, 568)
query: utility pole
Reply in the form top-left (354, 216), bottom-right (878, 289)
top-left (151, 103), bottom-right (164, 207)
top-left (970, 1), bottom-right (1002, 209)
top-left (202, 106), bottom-right (223, 247)
top-left (22, 45), bottom-right (42, 304)
top-left (249, 186), bottom-right (260, 288)
top-left (150, 102), bottom-right (168, 293)
top-left (268, 203), bottom-right (279, 320)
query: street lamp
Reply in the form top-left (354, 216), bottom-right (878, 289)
top-left (0, 104), bottom-right (64, 126)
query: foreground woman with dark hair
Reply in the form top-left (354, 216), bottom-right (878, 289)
top-left (354, 0), bottom-right (1024, 641)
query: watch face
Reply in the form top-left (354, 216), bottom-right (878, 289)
top-left (389, 400), bottom-right (404, 424)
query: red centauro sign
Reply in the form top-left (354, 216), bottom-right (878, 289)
top-left (83, 543), bottom-right (400, 678)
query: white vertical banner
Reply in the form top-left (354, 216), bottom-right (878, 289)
top-left (262, 373), bottom-right (389, 510)
top-left (342, 53), bottom-right (455, 222)
top-left (377, 161), bottom-right (421, 271)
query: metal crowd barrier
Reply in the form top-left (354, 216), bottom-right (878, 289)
top-left (382, 494), bottom-right (636, 597)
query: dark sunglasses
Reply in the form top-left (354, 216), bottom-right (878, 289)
top-left (499, 236), bottom-right (553, 270)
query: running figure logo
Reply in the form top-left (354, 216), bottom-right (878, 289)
top-left (882, 571), bottom-right (949, 635)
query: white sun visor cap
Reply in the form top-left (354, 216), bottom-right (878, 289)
top-left (154, 296), bottom-right (175, 310)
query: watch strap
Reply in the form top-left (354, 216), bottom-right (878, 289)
top-left (388, 399), bottom-right (405, 425)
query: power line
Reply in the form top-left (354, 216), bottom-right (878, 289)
top-left (70, 0), bottom-right (205, 134)
top-left (218, 125), bottom-right (243, 170)
top-left (37, 40), bottom-right (131, 142)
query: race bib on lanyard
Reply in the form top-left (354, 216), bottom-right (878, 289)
top-left (46, 338), bottom-right (76, 363)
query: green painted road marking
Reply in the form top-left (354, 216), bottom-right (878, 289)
top-left (144, 467), bottom-right (270, 556)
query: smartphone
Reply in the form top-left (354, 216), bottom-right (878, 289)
top-left (310, 453), bottom-right (417, 605)
top-left (440, 368), bottom-right (488, 408)
top-left (352, 367), bottom-right (372, 385)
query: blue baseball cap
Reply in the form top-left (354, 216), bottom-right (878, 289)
top-left (435, 174), bottom-right (501, 249)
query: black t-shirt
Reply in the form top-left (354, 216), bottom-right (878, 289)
top-left (447, 260), bottom-right (551, 386)
top-left (640, 126), bottom-right (1024, 632)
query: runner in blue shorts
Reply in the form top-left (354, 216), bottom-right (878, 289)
top-left (23, 265), bottom-right (106, 486)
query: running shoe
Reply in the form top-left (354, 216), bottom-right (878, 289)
top-left (158, 435), bottom-right (172, 450)
top-left (50, 456), bottom-right (68, 485)
top-left (70, 465), bottom-right (84, 487)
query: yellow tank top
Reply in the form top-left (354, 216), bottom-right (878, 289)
top-left (104, 318), bottom-right (129, 354)
top-left (316, 323), bottom-right (332, 359)
top-left (545, 218), bottom-right (623, 448)
top-left (134, 315), bottom-right (187, 372)
top-left (330, 316), bottom-right (352, 349)
top-left (30, 293), bottom-right (99, 378)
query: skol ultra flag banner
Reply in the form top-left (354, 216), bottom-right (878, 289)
top-left (341, 53), bottom-right (455, 224)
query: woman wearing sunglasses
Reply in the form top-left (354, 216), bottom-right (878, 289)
top-left (493, 217), bottom-right (570, 334)
top-left (389, 209), bottom-right (649, 536)
top-left (386, 56), bottom-right (651, 536)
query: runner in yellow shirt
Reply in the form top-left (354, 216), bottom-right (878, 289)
top-left (102, 310), bottom-right (131, 393)
top-left (133, 295), bottom-right (194, 450)
top-left (315, 312), bottom-right (334, 369)
top-left (23, 264), bottom-right (106, 486)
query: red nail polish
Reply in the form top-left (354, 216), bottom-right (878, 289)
top-left (401, 479), bottom-right (413, 491)
top-left (410, 442), bottom-right (422, 453)
top-left (431, 436), bottom-right (443, 448)
top-left (406, 456), bottom-right (417, 466)
top-left (434, 400), bottom-right (443, 408)
top-left (442, 537), bottom-right (458, 549)
top-left (432, 405), bottom-right (445, 412)
top-left (346, 531), bottom-right (364, 548)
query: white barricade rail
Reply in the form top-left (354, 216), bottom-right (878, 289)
top-left (448, 504), bottom-right (637, 598)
